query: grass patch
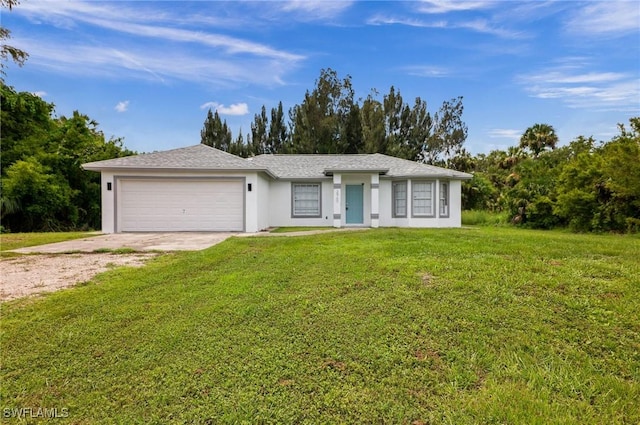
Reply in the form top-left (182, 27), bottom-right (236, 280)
top-left (462, 209), bottom-right (509, 226)
top-left (0, 232), bottom-right (95, 253)
top-left (92, 247), bottom-right (138, 254)
top-left (269, 226), bottom-right (334, 233)
top-left (1, 228), bottom-right (639, 423)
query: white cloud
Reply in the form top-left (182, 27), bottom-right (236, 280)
top-left (366, 14), bottom-right (524, 38)
top-left (457, 19), bottom-right (525, 38)
top-left (279, 1), bottom-right (354, 20)
top-left (13, 0), bottom-right (304, 86)
top-left (115, 100), bottom-right (129, 113)
top-left (403, 65), bottom-right (451, 78)
top-left (14, 36), bottom-right (297, 87)
top-left (566, 1), bottom-right (640, 37)
top-left (416, 0), bottom-right (496, 14)
top-left (200, 102), bottom-right (249, 116)
top-left (91, 19), bottom-right (302, 62)
top-left (368, 0), bottom-right (530, 38)
top-left (28, 0), bottom-right (303, 61)
top-left (517, 60), bottom-right (640, 111)
top-left (32, 91), bottom-right (47, 98)
top-left (19, 0), bottom-right (253, 29)
top-left (534, 72), bottom-right (626, 85)
top-left (367, 15), bottom-right (447, 28)
top-left (487, 129), bottom-right (522, 141)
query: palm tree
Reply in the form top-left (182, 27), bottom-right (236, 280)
top-left (519, 123), bottom-right (558, 157)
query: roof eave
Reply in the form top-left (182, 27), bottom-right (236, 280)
top-left (81, 164), bottom-right (277, 178)
top-left (384, 173), bottom-right (473, 180)
top-left (323, 168), bottom-right (389, 176)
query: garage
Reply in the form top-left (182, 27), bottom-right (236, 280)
top-left (117, 178), bottom-right (244, 232)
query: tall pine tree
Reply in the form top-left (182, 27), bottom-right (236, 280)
top-left (201, 109), bottom-right (232, 151)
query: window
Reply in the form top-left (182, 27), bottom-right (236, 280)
top-left (392, 181), bottom-right (407, 217)
top-left (292, 183), bottom-right (321, 217)
top-left (439, 181), bottom-right (449, 217)
top-left (412, 181), bottom-right (435, 217)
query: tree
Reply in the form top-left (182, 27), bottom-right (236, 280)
top-left (289, 68), bottom-right (356, 154)
top-left (382, 86), bottom-right (404, 156)
top-left (2, 158), bottom-right (75, 231)
top-left (554, 150), bottom-right (603, 231)
top-left (555, 118), bottom-right (640, 232)
top-left (360, 91), bottom-right (386, 154)
top-left (1, 83), bottom-right (54, 171)
top-left (229, 131), bottom-right (248, 157)
top-left (250, 106), bottom-right (269, 155)
top-left (240, 68), bottom-right (468, 160)
top-left (201, 109), bottom-right (232, 151)
top-left (407, 97), bottom-right (432, 161)
top-left (343, 102), bottom-right (363, 154)
top-left (422, 97), bottom-right (468, 165)
top-left (267, 101), bottom-right (288, 154)
top-left (461, 173), bottom-right (498, 211)
top-left (520, 123), bottom-right (558, 157)
top-left (1, 83), bottom-right (134, 232)
top-left (1, 0), bottom-right (29, 79)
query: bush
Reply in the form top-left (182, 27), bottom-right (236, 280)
top-left (462, 173), bottom-right (498, 210)
top-left (525, 196), bottom-right (558, 229)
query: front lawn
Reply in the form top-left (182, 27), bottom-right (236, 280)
top-left (269, 226), bottom-right (334, 233)
top-left (1, 228), bottom-right (638, 423)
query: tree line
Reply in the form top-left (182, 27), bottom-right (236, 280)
top-left (459, 119), bottom-right (640, 233)
top-left (1, 83), bottom-right (135, 232)
top-left (202, 68), bottom-right (639, 233)
top-left (201, 68), bottom-right (468, 164)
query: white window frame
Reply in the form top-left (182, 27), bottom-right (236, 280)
top-left (291, 183), bottom-right (321, 218)
top-left (392, 181), bottom-right (407, 218)
top-left (411, 180), bottom-right (435, 217)
top-left (439, 181), bottom-right (449, 218)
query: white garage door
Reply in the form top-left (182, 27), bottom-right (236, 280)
top-left (118, 178), bottom-right (244, 232)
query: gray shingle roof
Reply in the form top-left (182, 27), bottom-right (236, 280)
top-left (82, 144), bottom-right (262, 171)
top-left (83, 144), bottom-right (472, 180)
top-left (249, 153), bottom-right (472, 179)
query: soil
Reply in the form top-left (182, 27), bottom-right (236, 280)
top-left (1, 253), bottom-right (158, 302)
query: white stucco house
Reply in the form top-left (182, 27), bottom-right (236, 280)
top-left (82, 144), bottom-right (472, 233)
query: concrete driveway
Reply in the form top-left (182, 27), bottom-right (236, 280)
top-left (11, 232), bottom-right (238, 254)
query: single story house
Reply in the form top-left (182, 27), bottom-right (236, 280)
top-left (82, 144), bottom-right (472, 233)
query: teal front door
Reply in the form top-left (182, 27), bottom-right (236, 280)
top-left (345, 185), bottom-right (364, 224)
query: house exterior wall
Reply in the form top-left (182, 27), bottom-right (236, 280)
top-left (256, 173), bottom-right (271, 231)
top-left (339, 174), bottom-right (372, 227)
top-left (97, 169), bottom-right (464, 233)
top-left (101, 171), bottom-right (116, 233)
top-left (98, 170), bottom-right (257, 233)
top-left (267, 179), bottom-right (334, 227)
top-left (378, 178), bottom-right (462, 228)
top-left (243, 172), bottom-right (259, 233)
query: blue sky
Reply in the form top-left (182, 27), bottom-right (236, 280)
top-left (3, 0), bottom-right (639, 155)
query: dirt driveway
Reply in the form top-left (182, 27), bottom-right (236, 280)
top-left (1, 229), bottom-right (362, 302)
top-left (1, 253), bottom-right (159, 302)
top-left (1, 232), bottom-right (238, 302)
top-left (9, 232), bottom-right (237, 254)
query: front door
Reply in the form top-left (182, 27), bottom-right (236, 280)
top-left (345, 185), bottom-right (364, 224)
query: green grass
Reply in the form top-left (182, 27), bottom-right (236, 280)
top-left (462, 209), bottom-right (510, 226)
top-left (269, 226), bottom-right (334, 233)
top-left (0, 232), bottom-right (96, 252)
top-left (1, 228), bottom-right (639, 423)
top-left (92, 247), bottom-right (138, 254)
